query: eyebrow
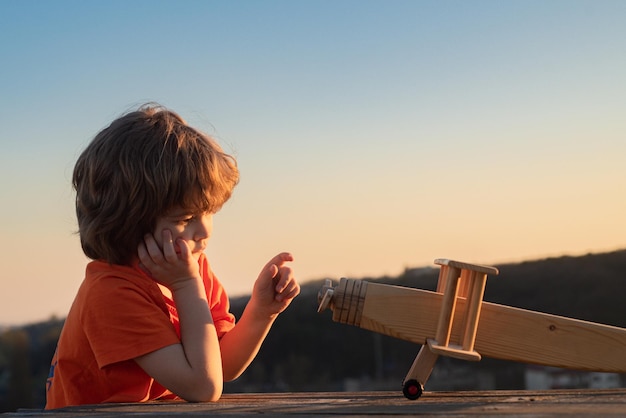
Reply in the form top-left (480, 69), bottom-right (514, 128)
top-left (165, 210), bottom-right (193, 219)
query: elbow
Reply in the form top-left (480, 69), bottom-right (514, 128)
top-left (179, 378), bottom-right (223, 403)
top-left (187, 390), bottom-right (222, 403)
top-left (183, 388), bottom-right (222, 403)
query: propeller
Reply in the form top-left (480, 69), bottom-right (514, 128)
top-left (317, 279), bottom-right (335, 313)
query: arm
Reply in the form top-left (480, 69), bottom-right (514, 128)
top-left (134, 231), bottom-right (223, 402)
top-left (219, 252), bottom-right (300, 381)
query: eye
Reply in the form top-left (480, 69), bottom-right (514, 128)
top-left (178, 216), bottom-right (194, 225)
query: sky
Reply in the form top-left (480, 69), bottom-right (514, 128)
top-left (1, 0), bottom-right (625, 326)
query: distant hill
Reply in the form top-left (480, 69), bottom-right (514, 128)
top-left (2, 249), bottom-right (625, 411)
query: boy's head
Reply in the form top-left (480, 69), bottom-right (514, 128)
top-left (73, 104), bottom-right (239, 265)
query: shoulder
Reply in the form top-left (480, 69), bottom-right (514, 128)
top-left (78, 261), bottom-right (164, 311)
top-left (85, 260), bottom-right (155, 289)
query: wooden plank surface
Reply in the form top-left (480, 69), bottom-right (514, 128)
top-left (357, 282), bottom-right (626, 372)
top-left (6, 390), bottom-right (626, 417)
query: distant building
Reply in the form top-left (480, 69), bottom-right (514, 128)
top-left (525, 366), bottom-right (622, 390)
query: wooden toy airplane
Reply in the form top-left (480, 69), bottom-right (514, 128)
top-left (317, 258), bottom-right (626, 400)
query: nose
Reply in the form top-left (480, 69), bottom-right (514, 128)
top-left (194, 213), bottom-right (213, 241)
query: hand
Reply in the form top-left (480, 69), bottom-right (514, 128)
top-left (250, 252), bottom-right (300, 319)
top-left (137, 230), bottom-right (200, 290)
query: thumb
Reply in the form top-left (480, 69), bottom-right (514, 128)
top-left (267, 263), bottom-right (279, 280)
top-left (256, 262), bottom-right (278, 285)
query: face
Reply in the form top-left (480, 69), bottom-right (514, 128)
top-left (152, 207), bottom-right (213, 260)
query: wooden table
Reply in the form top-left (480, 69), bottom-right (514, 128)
top-left (6, 390), bottom-right (626, 417)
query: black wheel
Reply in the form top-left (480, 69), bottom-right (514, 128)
top-left (402, 379), bottom-right (423, 400)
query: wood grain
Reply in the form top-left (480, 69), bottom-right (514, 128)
top-left (355, 282), bottom-right (626, 372)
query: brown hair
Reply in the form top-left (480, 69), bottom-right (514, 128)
top-left (73, 104), bottom-right (239, 265)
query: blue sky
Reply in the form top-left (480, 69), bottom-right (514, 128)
top-left (1, 0), bottom-right (625, 325)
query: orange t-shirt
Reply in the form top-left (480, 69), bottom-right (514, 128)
top-left (45, 253), bottom-right (235, 409)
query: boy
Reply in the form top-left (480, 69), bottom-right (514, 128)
top-left (45, 104), bottom-right (299, 409)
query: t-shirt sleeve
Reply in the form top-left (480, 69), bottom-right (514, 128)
top-left (82, 276), bottom-right (180, 369)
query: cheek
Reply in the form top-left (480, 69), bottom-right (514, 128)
top-left (176, 226), bottom-right (196, 241)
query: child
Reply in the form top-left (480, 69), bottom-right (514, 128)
top-left (45, 104), bottom-right (300, 409)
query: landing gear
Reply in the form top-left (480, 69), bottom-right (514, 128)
top-left (402, 379), bottom-right (423, 400)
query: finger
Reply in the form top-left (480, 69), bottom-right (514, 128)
top-left (142, 234), bottom-right (162, 260)
top-left (176, 237), bottom-right (191, 258)
top-left (263, 252), bottom-right (294, 272)
top-left (261, 264), bottom-right (280, 295)
top-left (137, 242), bottom-right (150, 265)
top-left (161, 230), bottom-right (177, 262)
top-left (261, 253), bottom-right (293, 283)
top-left (137, 240), bottom-right (158, 277)
top-left (277, 275), bottom-right (299, 296)
top-left (258, 261), bottom-right (278, 282)
top-left (274, 266), bottom-right (293, 292)
top-left (275, 282), bottom-right (300, 302)
top-left (269, 264), bottom-right (279, 281)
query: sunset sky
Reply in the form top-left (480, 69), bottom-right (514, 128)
top-left (1, 0), bottom-right (625, 325)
